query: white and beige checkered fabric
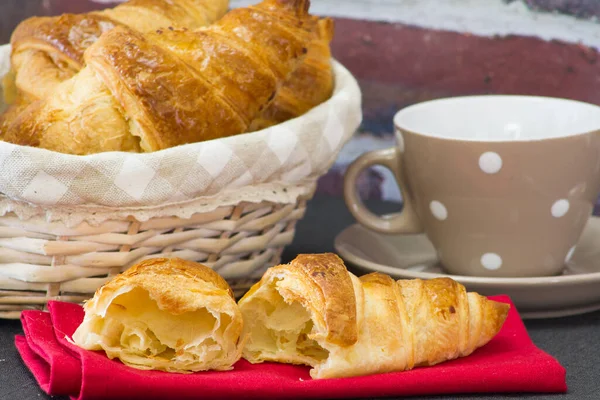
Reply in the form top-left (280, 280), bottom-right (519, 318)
top-left (0, 44), bottom-right (362, 209)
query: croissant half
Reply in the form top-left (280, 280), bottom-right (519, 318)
top-left (6, 0), bottom-right (230, 105)
top-left (3, 0), bottom-right (321, 154)
top-left (71, 257), bottom-right (244, 373)
top-left (238, 253), bottom-right (510, 379)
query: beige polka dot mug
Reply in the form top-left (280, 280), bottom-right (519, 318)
top-left (343, 95), bottom-right (600, 277)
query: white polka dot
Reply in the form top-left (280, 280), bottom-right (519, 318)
top-left (479, 152), bottom-right (503, 174)
top-left (551, 199), bottom-right (570, 218)
top-left (429, 201), bottom-right (448, 220)
top-left (565, 246), bottom-right (576, 263)
top-left (481, 253), bottom-right (502, 270)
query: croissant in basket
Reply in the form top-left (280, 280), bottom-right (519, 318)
top-left (237, 253), bottom-right (510, 379)
top-left (2, 0), bottom-right (334, 155)
top-left (4, 0), bottom-right (230, 105)
top-left (71, 257), bottom-right (245, 373)
top-left (248, 17), bottom-right (335, 131)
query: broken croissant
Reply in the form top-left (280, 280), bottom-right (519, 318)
top-left (238, 253), bottom-right (510, 379)
top-left (71, 257), bottom-right (244, 373)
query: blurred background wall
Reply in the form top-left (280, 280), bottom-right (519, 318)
top-left (2, 0), bottom-right (599, 206)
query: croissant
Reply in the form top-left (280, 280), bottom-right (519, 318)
top-left (5, 0), bottom-right (230, 105)
top-left (249, 17), bottom-right (334, 131)
top-left (2, 0), bottom-right (321, 154)
top-left (71, 257), bottom-right (244, 373)
top-left (238, 253), bottom-right (510, 379)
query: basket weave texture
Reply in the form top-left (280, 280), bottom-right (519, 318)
top-left (0, 193), bottom-right (312, 319)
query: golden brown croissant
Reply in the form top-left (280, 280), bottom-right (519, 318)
top-left (2, 0), bottom-right (321, 154)
top-left (238, 253), bottom-right (510, 379)
top-left (72, 257), bottom-right (244, 373)
top-left (249, 17), bottom-right (334, 131)
top-left (5, 0), bottom-right (229, 105)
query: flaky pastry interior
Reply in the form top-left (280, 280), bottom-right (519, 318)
top-left (241, 279), bottom-right (330, 367)
top-left (72, 257), bottom-right (244, 373)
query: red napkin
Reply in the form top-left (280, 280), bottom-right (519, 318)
top-left (15, 296), bottom-right (566, 400)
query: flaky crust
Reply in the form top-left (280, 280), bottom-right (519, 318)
top-left (6, 0), bottom-right (229, 105)
top-left (72, 257), bottom-right (244, 373)
top-left (3, 0), bottom-right (319, 154)
top-left (249, 17), bottom-right (335, 131)
top-left (238, 253), bottom-right (510, 379)
top-left (93, 257), bottom-right (236, 308)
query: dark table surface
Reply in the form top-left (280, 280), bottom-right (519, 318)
top-left (1, 194), bottom-right (598, 400)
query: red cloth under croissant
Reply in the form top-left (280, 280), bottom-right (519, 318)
top-left (15, 296), bottom-right (567, 400)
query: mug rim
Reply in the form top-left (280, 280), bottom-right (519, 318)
top-left (393, 94), bottom-right (600, 143)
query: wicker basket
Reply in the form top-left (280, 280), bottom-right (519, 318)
top-left (0, 189), bottom-right (314, 319)
top-left (0, 45), bottom-right (361, 318)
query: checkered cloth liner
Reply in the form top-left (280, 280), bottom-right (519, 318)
top-left (0, 45), bottom-right (362, 209)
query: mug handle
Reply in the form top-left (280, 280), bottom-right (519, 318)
top-left (343, 147), bottom-right (423, 234)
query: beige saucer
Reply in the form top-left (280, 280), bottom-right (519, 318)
top-left (334, 216), bottom-right (600, 319)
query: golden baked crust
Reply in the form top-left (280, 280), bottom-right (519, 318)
top-left (238, 253), bottom-right (510, 379)
top-left (11, 13), bottom-right (120, 70)
top-left (249, 17), bottom-right (335, 131)
top-left (2, 0), bottom-right (320, 154)
top-left (72, 257), bottom-right (244, 373)
top-left (113, 0), bottom-right (228, 29)
top-left (6, 0), bottom-right (229, 105)
top-left (3, 66), bottom-right (143, 152)
top-left (108, 257), bottom-right (235, 304)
